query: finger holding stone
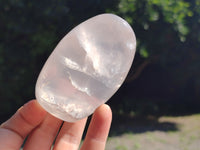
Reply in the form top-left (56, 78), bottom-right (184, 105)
top-left (23, 113), bottom-right (62, 150)
top-left (53, 118), bottom-right (87, 150)
top-left (0, 100), bottom-right (47, 150)
top-left (81, 104), bottom-right (112, 150)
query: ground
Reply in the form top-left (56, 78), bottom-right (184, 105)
top-left (106, 114), bottom-right (200, 150)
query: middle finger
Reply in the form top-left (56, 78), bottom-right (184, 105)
top-left (53, 118), bottom-right (87, 150)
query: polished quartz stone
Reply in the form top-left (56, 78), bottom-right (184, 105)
top-left (35, 14), bottom-right (136, 122)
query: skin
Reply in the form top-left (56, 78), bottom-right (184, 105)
top-left (0, 100), bottom-right (112, 150)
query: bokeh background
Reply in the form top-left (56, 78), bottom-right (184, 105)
top-left (1, 1), bottom-right (200, 147)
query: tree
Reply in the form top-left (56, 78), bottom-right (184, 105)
top-left (110, 0), bottom-right (200, 114)
top-left (0, 0), bottom-right (200, 120)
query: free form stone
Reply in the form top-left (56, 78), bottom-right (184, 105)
top-left (35, 14), bottom-right (136, 122)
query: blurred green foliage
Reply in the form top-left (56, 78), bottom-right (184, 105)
top-left (0, 0), bottom-right (200, 121)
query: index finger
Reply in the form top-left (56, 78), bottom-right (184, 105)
top-left (0, 100), bottom-right (47, 150)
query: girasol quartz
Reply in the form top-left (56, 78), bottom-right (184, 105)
top-left (35, 14), bottom-right (136, 122)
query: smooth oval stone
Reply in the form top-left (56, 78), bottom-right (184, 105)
top-left (35, 14), bottom-right (136, 122)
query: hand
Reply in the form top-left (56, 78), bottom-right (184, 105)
top-left (0, 100), bottom-right (112, 150)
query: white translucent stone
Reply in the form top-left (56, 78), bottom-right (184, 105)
top-left (35, 14), bottom-right (136, 122)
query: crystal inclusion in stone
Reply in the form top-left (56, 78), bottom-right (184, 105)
top-left (35, 14), bottom-right (136, 122)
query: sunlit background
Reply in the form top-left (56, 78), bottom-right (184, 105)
top-left (1, 0), bottom-right (200, 149)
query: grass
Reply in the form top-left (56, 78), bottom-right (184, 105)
top-left (115, 145), bottom-right (128, 150)
top-left (133, 143), bottom-right (141, 149)
top-left (19, 113), bottom-right (200, 150)
top-left (106, 113), bottom-right (200, 150)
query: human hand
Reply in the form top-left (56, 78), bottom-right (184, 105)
top-left (0, 100), bottom-right (112, 150)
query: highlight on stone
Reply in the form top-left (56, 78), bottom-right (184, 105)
top-left (35, 14), bottom-right (136, 122)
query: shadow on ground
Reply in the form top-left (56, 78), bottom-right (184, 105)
top-left (110, 114), bottom-right (179, 136)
